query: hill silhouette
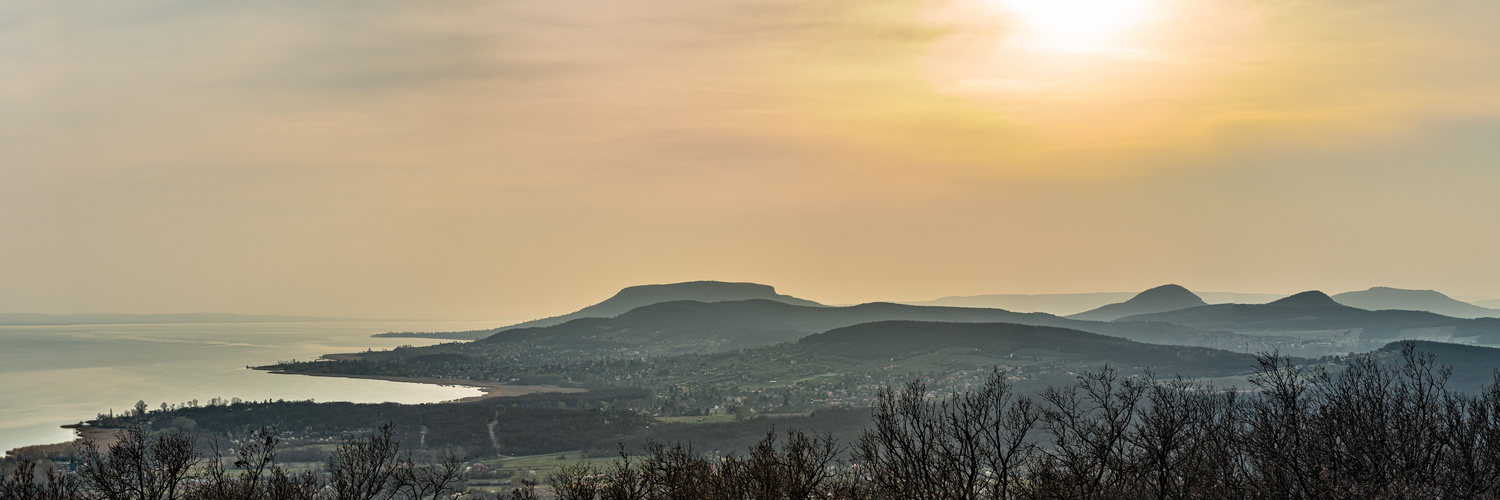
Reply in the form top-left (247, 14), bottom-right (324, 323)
top-left (473, 299), bottom-right (1266, 356)
top-left (906, 292), bottom-right (1133, 315)
top-left (1067, 284), bottom-right (1207, 322)
top-left (380, 281), bottom-right (822, 339)
top-left (511, 281), bottom-right (821, 329)
top-left (909, 291), bottom-right (1285, 314)
top-left (1334, 287), bottom-right (1500, 319)
top-left (1120, 290), bottom-right (1500, 345)
top-left (1267, 290), bottom-right (1345, 308)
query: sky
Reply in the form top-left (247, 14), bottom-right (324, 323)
top-left (2, 0), bottom-right (1498, 320)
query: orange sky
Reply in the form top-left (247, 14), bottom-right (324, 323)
top-left (3, 0), bottom-right (1499, 319)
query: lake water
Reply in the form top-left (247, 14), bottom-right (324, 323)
top-left (0, 320), bottom-right (512, 456)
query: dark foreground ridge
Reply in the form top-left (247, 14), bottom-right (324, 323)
top-left (792, 320), bottom-right (1256, 377)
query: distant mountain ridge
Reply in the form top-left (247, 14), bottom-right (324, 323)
top-left (0, 313), bottom-right (361, 326)
top-left (907, 291), bottom-right (1285, 315)
top-left (905, 293), bottom-right (1133, 316)
top-left (1333, 287), bottom-right (1500, 319)
top-left (380, 281), bottom-right (824, 340)
top-left (501, 281), bottom-right (822, 331)
top-left (1267, 290), bottom-right (1346, 308)
top-left (473, 298), bottom-right (1275, 356)
top-left (1067, 284), bottom-right (1208, 322)
top-left (1120, 290), bottom-right (1500, 346)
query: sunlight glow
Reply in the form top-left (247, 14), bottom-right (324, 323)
top-left (995, 0), bottom-right (1158, 51)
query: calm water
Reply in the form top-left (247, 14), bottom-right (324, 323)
top-left (0, 320), bottom-right (510, 455)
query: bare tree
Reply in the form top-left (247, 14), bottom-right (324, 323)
top-left (548, 462), bottom-right (604, 500)
top-left (856, 380), bottom-right (946, 499)
top-left (966, 369), bottom-right (1040, 500)
top-left (76, 424), bottom-right (199, 500)
top-left (1, 458), bottom-right (87, 500)
top-left (328, 423), bottom-right (403, 500)
top-left (853, 369), bottom-right (1038, 500)
top-left (325, 422), bottom-right (469, 500)
top-left (597, 447), bottom-right (649, 500)
top-left (1035, 365), bottom-right (1146, 499)
top-left (190, 427), bottom-right (321, 500)
top-left (546, 429), bottom-right (840, 500)
top-left (393, 451), bottom-right (467, 500)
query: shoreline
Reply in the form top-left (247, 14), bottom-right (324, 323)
top-left (8, 372), bottom-right (587, 459)
top-left (257, 369), bottom-right (587, 403)
top-left (5, 426), bottom-right (119, 461)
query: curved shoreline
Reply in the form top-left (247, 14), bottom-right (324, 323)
top-left (257, 369), bottom-right (587, 403)
top-left (5, 426), bottom-right (119, 461)
top-left (9, 372), bottom-right (588, 458)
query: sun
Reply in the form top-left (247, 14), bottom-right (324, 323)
top-left (994, 0), bottom-right (1159, 51)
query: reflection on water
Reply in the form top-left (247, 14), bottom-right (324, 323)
top-left (0, 320), bottom-right (510, 455)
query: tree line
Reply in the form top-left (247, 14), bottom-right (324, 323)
top-left (1, 423), bottom-right (504, 500)
top-left (544, 342), bottom-right (1500, 499)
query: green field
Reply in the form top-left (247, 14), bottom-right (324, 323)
top-left (463, 451), bottom-right (612, 494)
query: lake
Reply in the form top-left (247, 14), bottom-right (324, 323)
top-left (0, 320), bottom-right (512, 456)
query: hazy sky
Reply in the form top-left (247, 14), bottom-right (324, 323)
top-left (3, 0), bottom-right (1498, 319)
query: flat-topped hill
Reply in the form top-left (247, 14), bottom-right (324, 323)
top-left (381, 280), bottom-right (823, 340)
top-left (1334, 287), bottom-right (1500, 319)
